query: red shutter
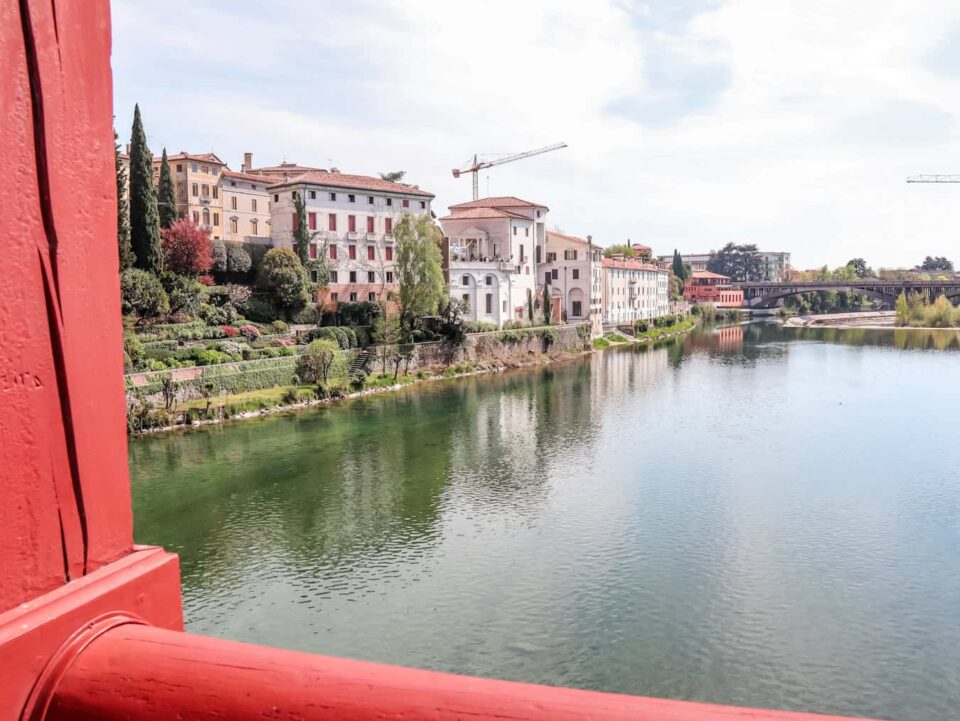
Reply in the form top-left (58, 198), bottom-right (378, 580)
top-left (309, 244), bottom-right (317, 260)
top-left (367, 246), bottom-right (375, 260)
top-left (349, 245), bottom-right (356, 260)
top-left (308, 212), bottom-right (316, 230)
top-left (292, 212), bottom-right (298, 228)
top-left (385, 218), bottom-right (393, 234)
top-left (329, 214), bottom-right (337, 231)
top-left (402, 199), bottom-right (409, 208)
top-left (367, 216), bottom-right (375, 233)
top-left (329, 245), bottom-right (337, 260)
top-left (385, 247), bottom-right (393, 261)
top-left (348, 215), bottom-right (356, 232)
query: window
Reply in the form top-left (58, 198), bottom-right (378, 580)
top-left (329, 245), bottom-right (337, 260)
top-left (251, 219), bottom-right (258, 235)
top-left (349, 292), bottom-right (358, 302)
top-left (386, 271), bottom-right (394, 283)
top-left (385, 247), bottom-right (393, 261)
top-left (545, 272), bottom-right (551, 284)
top-left (201, 184), bottom-right (210, 198)
top-left (349, 245), bottom-right (356, 260)
top-left (367, 246), bottom-right (375, 261)
top-left (348, 194), bottom-right (355, 203)
top-left (192, 211), bottom-right (199, 223)
top-left (308, 191), bottom-right (316, 200)
top-left (211, 167), bottom-right (219, 176)
top-left (386, 198), bottom-right (393, 207)
top-left (462, 275), bottom-right (470, 285)
top-left (524, 228), bottom-right (529, 237)
top-left (572, 269), bottom-right (580, 280)
top-left (368, 292), bottom-right (376, 302)
top-left (329, 192), bottom-right (337, 201)
top-left (230, 218), bottom-right (238, 234)
top-left (308, 212), bottom-right (317, 230)
top-left (485, 275), bottom-right (493, 286)
top-left (349, 271), bottom-right (357, 283)
top-left (310, 270), bottom-right (318, 283)
top-left (292, 212), bottom-right (298, 228)
top-left (463, 294), bottom-right (470, 306)
top-left (402, 199), bottom-right (409, 208)
top-left (329, 214), bottom-right (337, 231)
top-left (366, 216), bottom-right (375, 233)
top-left (348, 215), bottom-right (356, 232)
top-left (202, 208), bottom-right (210, 225)
top-left (536, 210), bottom-right (541, 218)
top-left (330, 271), bottom-right (338, 283)
top-left (201, 165), bottom-right (209, 174)
top-left (231, 196), bottom-right (237, 210)
top-left (274, 194), bottom-right (279, 202)
top-left (419, 201), bottom-right (426, 209)
top-left (519, 245), bottom-right (525, 262)
top-left (503, 300), bottom-right (507, 313)
top-left (485, 294), bottom-right (492, 314)
top-left (213, 186), bottom-right (219, 199)
top-left (368, 196), bottom-right (374, 204)
top-left (192, 183), bottom-right (199, 197)
top-left (309, 244), bottom-right (317, 260)
top-left (573, 301), bottom-right (582, 318)
top-left (513, 227), bottom-right (517, 236)
top-left (230, 181), bottom-right (237, 187)
top-left (176, 181), bottom-right (184, 198)
top-left (367, 271), bottom-right (375, 283)
top-left (564, 250), bottom-right (577, 260)
top-left (547, 252), bottom-right (557, 262)
top-left (385, 218), bottom-right (393, 234)
top-left (176, 164), bottom-right (183, 172)
top-left (251, 199), bottom-right (257, 212)
top-left (551, 269), bottom-right (559, 280)
top-left (536, 246), bottom-right (541, 264)
top-left (191, 163), bottom-right (198, 172)
top-left (330, 292), bottom-right (338, 301)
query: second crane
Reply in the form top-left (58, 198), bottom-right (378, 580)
top-left (453, 143), bottom-right (567, 200)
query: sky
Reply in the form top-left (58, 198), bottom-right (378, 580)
top-left (112, 0), bottom-right (960, 269)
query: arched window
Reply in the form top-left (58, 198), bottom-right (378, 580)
top-left (202, 207), bottom-right (210, 226)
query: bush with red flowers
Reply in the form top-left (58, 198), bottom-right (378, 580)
top-left (239, 324), bottom-right (261, 341)
top-left (221, 325), bottom-right (239, 337)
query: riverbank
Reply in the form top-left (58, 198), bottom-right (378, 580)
top-left (593, 317), bottom-right (698, 349)
top-left (784, 311), bottom-right (895, 328)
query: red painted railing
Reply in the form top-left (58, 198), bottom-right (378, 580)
top-left (0, 1), bottom-right (882, 720)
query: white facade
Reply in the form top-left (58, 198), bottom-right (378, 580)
top-left (220, 170), bottom-right (272, 243)
top-left (601, 257), bottom-right (670, 325)
top-left (269, 171), bottom-right (433, 304)
top-left (540, 231), bottom-right (603, 330)
top-left (441, 197), bottom-right (547, 327)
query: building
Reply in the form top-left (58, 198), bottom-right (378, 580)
top-left (152, 152), bottom-right (227, 239)
top-left (601, 257), bottom-right (670, 325)
top-left (268, 170), bottom-right (433, 305)
top-left (243, 152), bottom-right (324, 181)
top-left (540, 231), bottom-right (603, 332)
top-left (220, 169), bottom-right (272, 243)
top-left (656, 252), bottom-right (712, 273)
top-left (683, 271), bottom-right (744, 307)
top-left (759, 251), bottom-right (791, 282)
top-left (441, 196), bottom-right (547, 328)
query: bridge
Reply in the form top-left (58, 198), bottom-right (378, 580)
top-left (738, 280), bottom-right (960, 308)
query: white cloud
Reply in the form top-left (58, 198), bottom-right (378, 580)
top-left (112, 0), bottom-right (960, 267)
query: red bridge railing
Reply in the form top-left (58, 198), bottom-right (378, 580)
top-left (0, 2), bottom-right (881, 720)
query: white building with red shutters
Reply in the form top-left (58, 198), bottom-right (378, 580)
top-left (601, 256), bottom-right (670, 325)
top-left (440, 196), bottom-right (547, 328)
top-left (268, 170), bottom-right (433, 305)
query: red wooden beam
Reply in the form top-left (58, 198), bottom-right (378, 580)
top-left (40, 623), bottom-right (879, 721)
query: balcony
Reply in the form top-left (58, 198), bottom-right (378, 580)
top-left (366, 232), bottom-right (378, 241)
top-left (347, 231), bottom-right (359, 240)
top-left (384, 234), bottom-right (395, 243)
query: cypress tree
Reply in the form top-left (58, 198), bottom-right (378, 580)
top-left (115, 129), bottom-right (135, 271)
top-left (293, 192), bottom-right (311, 266)
top-left (157, 148), bottom-right (177, 229)
top-left (129, 104), bottom-right (163, 274)
top-left (672, 249), bottom-right (686, 282)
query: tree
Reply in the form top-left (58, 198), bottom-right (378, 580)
top-left (115, 130), bottom-right (134, 271)
top-left (211, 239), bottom-right (227, 272)
top-left (527, 289), bottom-right (534, 322)
top-left (707, 243), bottom-right (763, 282)
top-left (128, 104), bottom-right (163, 274)
top-left (292, 193), bottom-right (312, 267)
top-left (603, 244), bottom-right (635, 259)
top-left (161, 218), bottom-right (213, 276)
top-left (394, 213), bottom-right (446, 326)
top-left (261, 247), bottom-right (309, 314)
top-left (671, 249), bottom-right (687, 282)
top-left (120, 268), bottom-right (169, 321)
top-left (920, 256), bottom-right (954, 272)
top-left (157, 148), bottom-right (177, 229)
top-left (226, 243), bottom-right (252, 274)
top-left (372, 310), bottom-right (401, 374)
top-left (379, 171), bottom-right (406, 182)
top-left (668, 271), bottom-right (683, 300)
top-left (846, 258), bottom-right (869, 278)
top-left (297, 339), bottom-right (340, 387)
top-left (542, 284), bottom-right (551, 324)
top-left (162, 272), bottom-right (204, 317)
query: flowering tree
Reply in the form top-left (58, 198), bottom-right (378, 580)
top-left (161, 218), bottom-right (213, 276)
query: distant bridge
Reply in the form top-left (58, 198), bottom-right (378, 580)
top-left (737, 280), bottom-right (960, 308)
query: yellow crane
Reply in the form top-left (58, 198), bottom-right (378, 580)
top-left (453, 143), bottom-right (567, 200)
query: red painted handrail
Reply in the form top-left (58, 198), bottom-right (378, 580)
top-left (39, 623), bottom-right (878, 721)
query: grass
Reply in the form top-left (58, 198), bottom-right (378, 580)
top-left (592, 337), bottom-right (611, 349)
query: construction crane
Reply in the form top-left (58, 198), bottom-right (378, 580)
top-left (907, 175), bottom-right (960, 183)
top-left (453, 142), bottom-right (567, 200)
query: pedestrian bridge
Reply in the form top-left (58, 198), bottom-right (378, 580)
top-left (738, 280), bottom-right (960, 308)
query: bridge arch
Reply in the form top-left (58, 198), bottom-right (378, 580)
top-left (745, 286), bottom-right (893, 309)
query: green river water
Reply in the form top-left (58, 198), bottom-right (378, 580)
top-left (130, 323), bottom-right (960, 720)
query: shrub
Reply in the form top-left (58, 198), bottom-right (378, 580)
top-left (218, 340), bottom-right (245, 359)
top-left (635, 320), bottom-right (649, 333)
top-left (350, 370), bottom-right (367, 391)
top-left (226, 243), bottom-right (252, 274)
top-left (200, 302), bottom-right (238, 326)
top-left (261, 248), bottom-right (309, 314)
top-left (239, 294), bottom-right (278, 323)
top-left (291, 303), bottom-right (320, 325)
top-left (226, 284), bottom-right (252, 307)
top-left (211, 239), bottom-right (227, 272)
top-left (270, 320), bottom-right (289, 334)
top-left (353, 325), bottom-right (371, 347)
top-left (464, 321), bottom-right (497, 333)
top-left (162, 273), bottom-right (205, 318)
top-left (296, 339), bottom-right (342, 385)
top-left (239, 324), bottom-right (261, 341)
top-left (221, 325), bottom-right (239, 337)
top-left (162, 218), bottom-right (213, 276)
top-left (120, 269), bottom-right (169, 320)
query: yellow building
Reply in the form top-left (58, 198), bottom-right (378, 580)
top-left (152, 151), bottom-right (226, 239)
top-left (221, 169), bottom-right (272, 242)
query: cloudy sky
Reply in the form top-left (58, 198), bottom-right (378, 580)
top-left (112, 0), bottom-right (960, 269)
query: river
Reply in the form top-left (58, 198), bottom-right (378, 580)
top-left (129, 323), bottom-right (960, 721)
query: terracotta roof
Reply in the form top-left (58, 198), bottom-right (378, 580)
top-left (691, 270), bottom-right (731, 280)
top-left (162, 151), bottom-right (225, 165)
top-left (248, 163), bottom-right (324, 175)
top-left (221, 169), bottom-right (274, 185)
top-left (267, 171), bottom-right (434, 198)
top-left (602, 257), bottom-right (664, 272)
top-left (546, 230), bottom-right (590, 245)
top-left (448, 196), bottom-right (547, 211)
top-left (440, 207), bottom-right (530, 221)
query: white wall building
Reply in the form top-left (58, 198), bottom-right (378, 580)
top-left (269, 170), bottom-right (433, 305)
top-left (220, 169), bottom-right (272, 243)
top-left (441, 197), bottom-right (547, 327)
top-left (540, 231), bottom-right (603, 333)
top-left (601, 257), bottom-right (670, 325)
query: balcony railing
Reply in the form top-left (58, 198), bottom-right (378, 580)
top-left (366, 232), bottom-right (378, 241)
top-left (384, 234), bottom-right (395, 243)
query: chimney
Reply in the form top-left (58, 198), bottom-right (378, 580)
top-left (330, 167), bottom-right (340, 174)
top-left (125, 143), bottom-right (130, 155)
top-left (243, 152), bottom-right (253, 173)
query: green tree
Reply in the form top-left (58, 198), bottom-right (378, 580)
top-left (296, 339), bottom-right (341, 386)
top-left (120, 268), bottom-right (169, 321)
top-left (671, 249), bottom-right (686, 282)
top-left (846, 258), bottom-right (869, 278)
top-left (261, 248), bottom-right (309, 316)
top-left (920, 255), bottom-right (954, 272)
top-left (128, 104), bottom-right (163, 274)
top-left (292, 192), bottom-right (312, 267)
top-left (394, 213), bottom-right (445, 326)
top-left (379, 170), bottom-right (406, 182)
top-left (157, 148), bottom-right (177, 229)
top-left (527, 289), bottom-right (534, 322)
top-left (707, 243), bottom-right (763, 282)
top-left (115, 130), bottom-right (134, 271)
top-left (603, 244), bottom-right (635, 258)
top-left (372, 310), bottom-right (401, 374)
top-left (542, 284), bottom-right (551, 324)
